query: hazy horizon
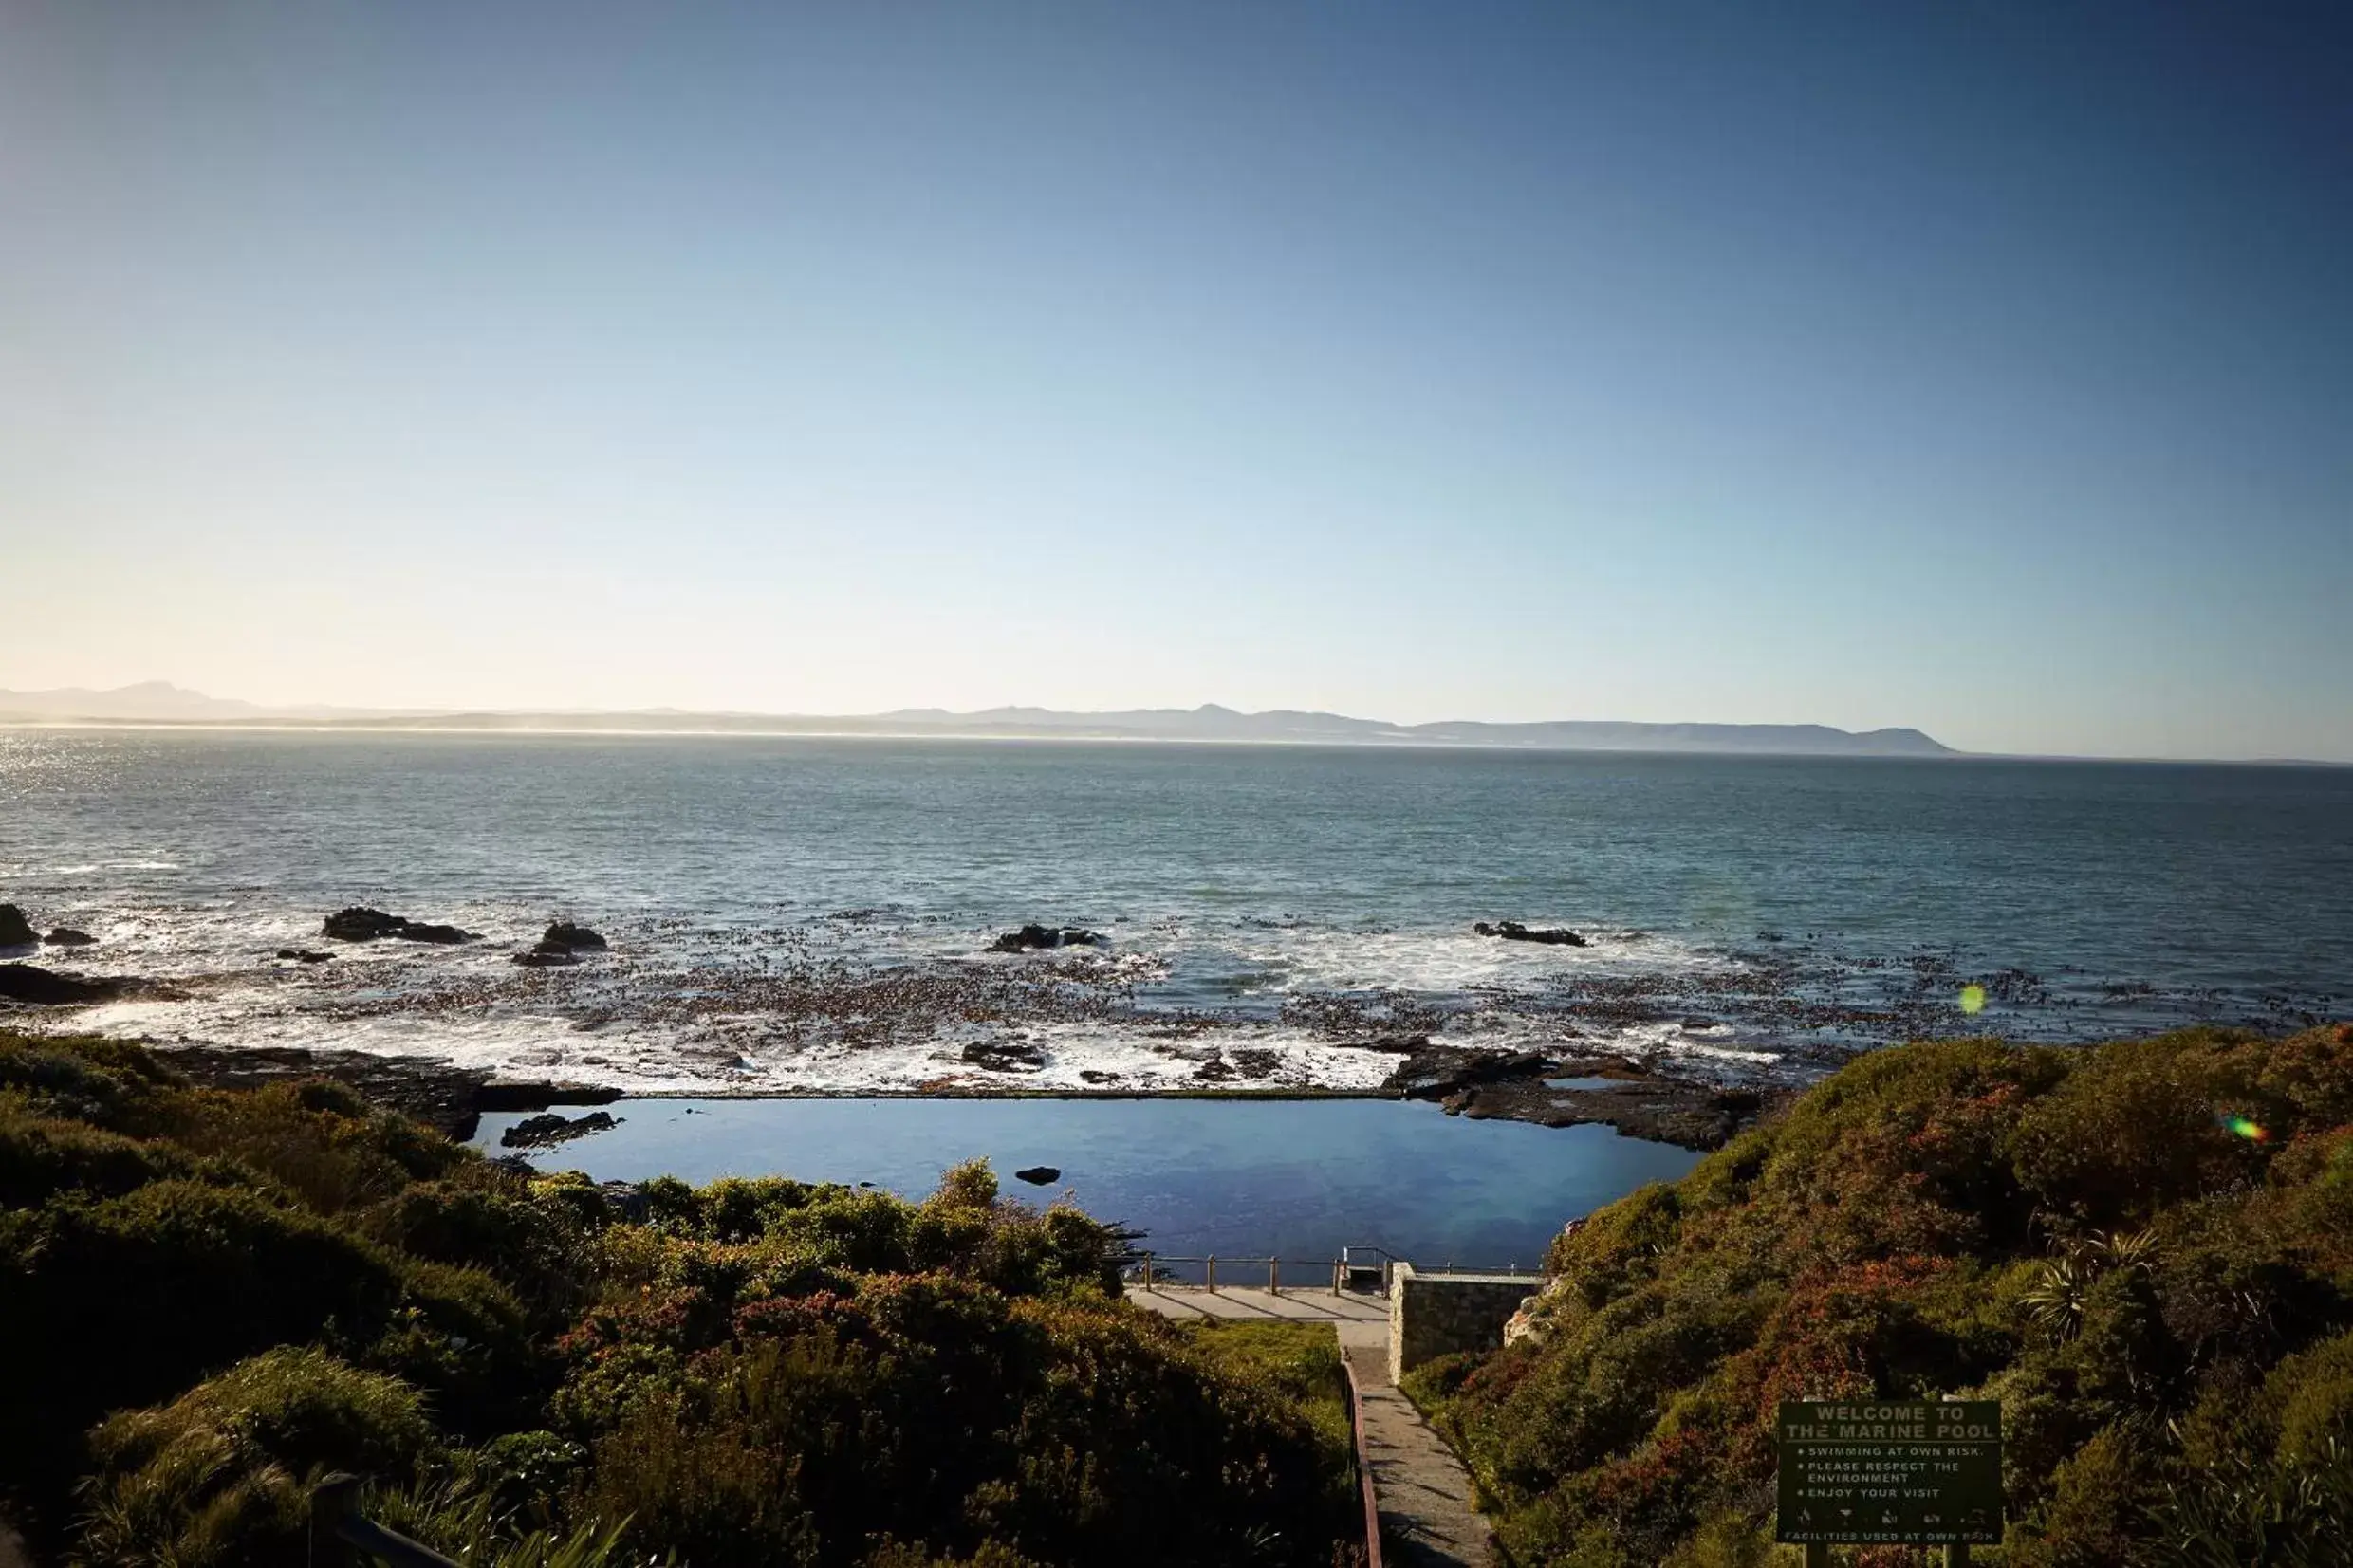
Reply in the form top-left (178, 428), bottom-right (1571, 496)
top-left (6, 5), bottom-right (2349, 762)
top-left (9, 676), bottom-right (2351, 764)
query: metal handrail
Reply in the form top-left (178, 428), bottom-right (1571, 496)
top-left (1124, 1248), bottom-right (1545, 1295)
top-left (1407, 1263), bottom-right (1541, 1278)
top-left (1126, 1252), bottom-right (1298, 1291)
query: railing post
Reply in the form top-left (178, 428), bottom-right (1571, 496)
top-left (1206, 1254), bottom-right (1216, 1292)
top-left (1269, 1257), bottom-right (1280, 1293)
top-left (1140, 1250), bottom-right (1153, 1287)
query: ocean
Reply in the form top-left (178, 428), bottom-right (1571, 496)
top-left (2, 729), bottom-right (2346, 1097)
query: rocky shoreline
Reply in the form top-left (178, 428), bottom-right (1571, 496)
top-left (140, 1034), bottom-right (1766, 1152)
top-left (10, 897), bottom-right (2317, 1141)
top-left (1380, 1042), bottom-right (1778, 1148)
top-left (154, 1042), bottom-right (620, 1143)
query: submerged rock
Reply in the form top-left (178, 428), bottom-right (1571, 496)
top-left (323, 907), bottom-right (476, 944)
top-left (1013, 1166), bottom-right (1062, 1186)
top-left (0, 905), bottom-right (35, 947)
top-left (499, 1110), bottom-right (621, 1150)
top-left (44, 928), bottom-right (96, 947)
top-left (275, 948), bottom-right (335, 963)
top-left (0, 964), bottom-right (126, 1005)
top-left (1474, 920), bottom-right (1587, 948)
top-left (988, 924), bottom-right (1104, 953)
top-left (512, 947), bottom-right (581, 968)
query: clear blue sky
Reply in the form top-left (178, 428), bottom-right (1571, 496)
top-left (4, 3), bottom-right (2348, 759)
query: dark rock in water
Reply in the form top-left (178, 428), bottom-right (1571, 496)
top-left (0, 905), bottom-right (35, 947)
top-left (1013, 1166), bottom-right (1062, 1186)
top-left (322, 907), bottom-right (403, 940)
top-left (275, 948), bottom-right (335, 963)
top-left (1474, 920), bottom-right (1587, 948)
top-left (988, 924), bottom-right (1105, 952)
top-left (499, 1110), bottom-right (621, 1150)
top-left (962, 1039), bottom-right (1047, 1072)
top-left (1325, 1034), bottom-right (1427, 1054)
top-left (323, 907), bottom-right (475, 944)
top-left (44, 928), bottom-right (97, 947)
top-left (1384, 1046), bottom-right (1554, 1102)
top-left (1193, 1056), bottom-right (1237, 1083)
top-left (0, 964), bottom-right (126, 1005)
top-left (542, 922), bottom-right (609, 950)
top-left (1390, 1045), bottom-right (1782, 1151)
top-left (512, 946), bottom-right (581, 968)
top-left (1079, 1069), bottom-right (1121, 1084)
top-left (475, 1081), bottom-right (622, 1116)
top-left (1232, 1048), bottom-right (1281, 1079)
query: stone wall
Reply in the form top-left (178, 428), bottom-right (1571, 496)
top-left (1388, 1264), bottom-right (1543, 1383)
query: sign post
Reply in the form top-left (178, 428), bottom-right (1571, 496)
top-left (1775, 1400), bottom-right (2000, 1564)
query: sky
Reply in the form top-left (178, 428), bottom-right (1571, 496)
top-left (3, 3), bottom-right (2349, 760)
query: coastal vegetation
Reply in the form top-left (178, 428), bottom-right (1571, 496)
top-left (0, 1031), bottom-right (1357, 1567)
top-left (1410, 1024), bottom-right (2353, 1566)
top-left (11, 1017), bottom-right (2349, 1566)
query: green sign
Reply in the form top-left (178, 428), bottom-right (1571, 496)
top-left (1776, 1400), bottom-right (2002, 1546)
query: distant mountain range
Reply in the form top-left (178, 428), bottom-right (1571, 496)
top-left (0, 682), bottom-right (370, 722)
top-left (0, 683), bottom-right (1955, 757)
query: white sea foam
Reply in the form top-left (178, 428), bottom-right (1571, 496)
top-left (1232, 923), bottom-right (1725, 994)
top-left (4, 892), bottom-right (1801, 1094)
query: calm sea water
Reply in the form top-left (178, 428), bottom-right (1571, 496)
top-left (1, 730), bottom-right (2346, 1096)
top-left (473, 1097), bottom-right (1701, 1270)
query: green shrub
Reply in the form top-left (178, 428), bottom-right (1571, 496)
top-left (0, 1178), bottom-right (404, 1504)
top-left (0, 1035), bottom-right (1362, 1564)
top-left (359, 1173), bottom-right (597, 1320)
top-left (1428, 1025), bottom-right (2353, 1566)
top-left (78, 1348), bottom-right (433, 1568)
top-left (0, 1096), bottom-right (213, 1204)
top-left (368, 1260), bottom-right (546, 1437)
top-left (158, 1079), bottom-right (467, 1212)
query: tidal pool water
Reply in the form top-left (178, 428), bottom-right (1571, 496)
top-left (477, 1096), bottom-right (1701, 1277)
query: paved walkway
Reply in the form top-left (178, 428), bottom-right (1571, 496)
top-left (1126, 1286), bottom-right (1493, 1566)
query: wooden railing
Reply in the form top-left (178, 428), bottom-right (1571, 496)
top-left (310, 1474), bottom-right (461, 1568)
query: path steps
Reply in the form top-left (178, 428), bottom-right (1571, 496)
top-left (1126, 1286), bottom-right (1493, 1566)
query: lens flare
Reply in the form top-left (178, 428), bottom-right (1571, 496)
top-left (2223, 1114), bottom-right (2269, 1143)
top-left (1958, 985), bottom-right (1987, 1015)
